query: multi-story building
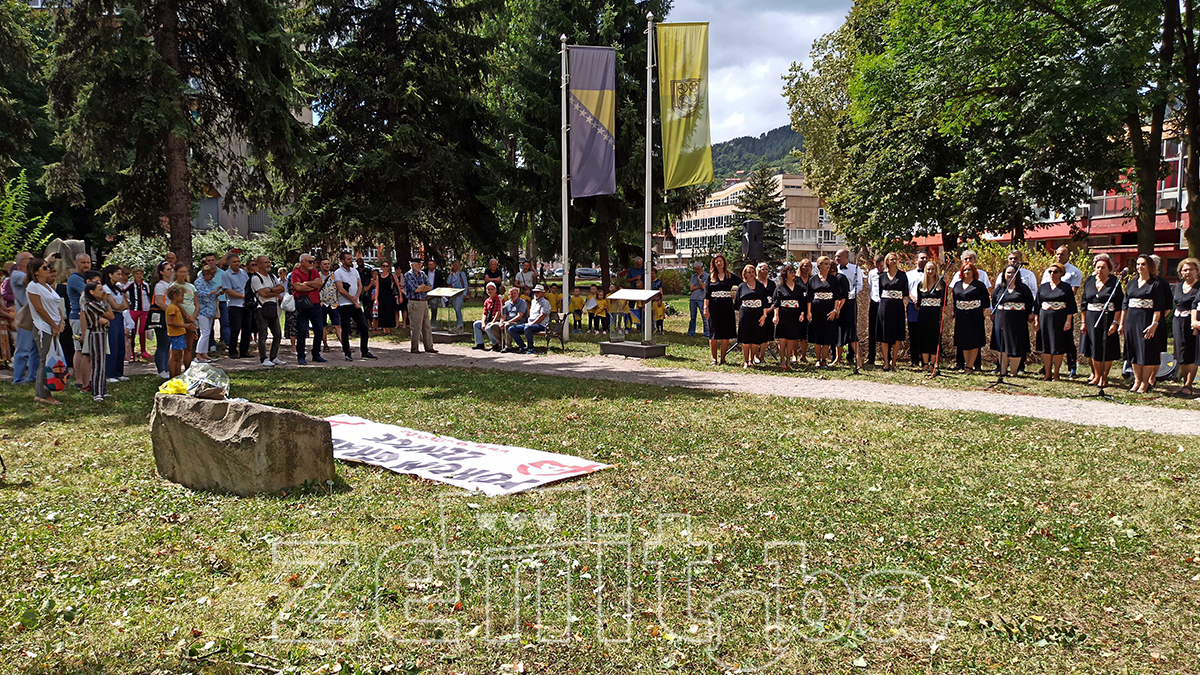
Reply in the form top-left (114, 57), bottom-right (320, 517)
top-left (658, 173), bottom-right (845, 267)
top-left (914, 135), bottom-right (1194, 277)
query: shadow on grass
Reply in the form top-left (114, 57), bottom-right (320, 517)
top-left (0, 364), bottom-right (724, 435)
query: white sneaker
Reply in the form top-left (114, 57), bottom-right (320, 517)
top-left (118, 376), bottom-right (130, 382)
top-left (271, 358), bottom-right (287, 366)
top-left (158, 371), bottom-right (170, 379)
top-left (261, 359), bottom-right (275, 368)
top-left (106, 378), bottom-right (119, 384)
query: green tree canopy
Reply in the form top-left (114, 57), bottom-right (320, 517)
top-left (723, 161), bottom-right (786, 267)
top-left (46, 0), bottom-right (311, 264)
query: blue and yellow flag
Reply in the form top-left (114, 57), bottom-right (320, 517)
top-left (568, 46), bottom-right (617, 198)
top-left (657, 23), bottom-right (712, 190)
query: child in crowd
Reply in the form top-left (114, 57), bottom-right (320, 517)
top-left (653, 294), bottom-right (666, 333)
top-left (587, 285), bottom-right (603, 333)
top-left (81, 281), bottom-right (114, 401)
top-left (569, 286), bottom-right (586, 333)
top-left (606, 283), bottom-right (627, 332)
top-left (165, 285), bottom-right (188, 377)
top-left (545, 284), bottom-right (560, 315)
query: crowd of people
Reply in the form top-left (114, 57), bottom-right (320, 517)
top-left (4, 243), bottom-right (1198, 402)
top-left (687, 246), bottom-right (1199, 395)
top-left (0, 248), bottom-right (472, 405)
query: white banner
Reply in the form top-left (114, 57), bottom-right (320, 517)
top-left (327, 415), bottom-right (612, 496)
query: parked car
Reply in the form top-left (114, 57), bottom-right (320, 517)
top-left (576, 267), bottom-right (601, 280)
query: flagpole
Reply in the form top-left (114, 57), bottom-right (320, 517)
top-left (644, 12), bottom-right (655, 345)
top-left (560, 34), bottom-right (570, 343)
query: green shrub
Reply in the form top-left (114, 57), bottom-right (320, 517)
top-left (656, 268), bottom-right (686, 295)
top-left (0, 171), bottom-right (52, 264)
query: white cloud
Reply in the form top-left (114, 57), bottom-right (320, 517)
top-left (666, 0), bottom-right (852, 142)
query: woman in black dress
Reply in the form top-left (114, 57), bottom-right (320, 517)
top-left (735, 264), bottom-right (772, 368)
top-left (1079, 255), bottom-right (1124, 388)
top-left (375, 260), bottom-right (402, 335)
top-left (993, 265), bottom-right (1035, 377)
top-left (703, 254), bottom-right (740, 366)
top-left (952, 263), bottom-right (988, 374)
top-left (1173, 257), bottom-right (1199, 395)
top-left (796, 258), bottom-right (814, 363)
top-left (755, 262), bottom-right (777, 356)
top-left (875, 252), bottom-right (908, 371)
top-left (807, 256), bottom-right (845, 369)
top-left (1034, 263), bottom-right (1078, 381)
top-left (1120, 255), bottom-right (1168, 394)
top-left (772, 263), bottom-right (808, 371)
top-left (914, 259), bottom-right (946, 373)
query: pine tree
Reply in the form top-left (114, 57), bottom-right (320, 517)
top-left (285, 0), bottom-right (502, 260)
top-left (0, 0), bottom-right (33, 168)
top-left (723, 161), bottom-right (786, 267)
top-left (45, 0), bottom-right (310, 263)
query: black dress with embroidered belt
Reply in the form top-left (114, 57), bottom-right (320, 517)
top-left (1123, 277), bottom-right (1167, 366)
top-left (915, 282), bottom-right (946, 355)
top-left (1173, 281), bottom-right (1199, 365)
top-left (704, 272), bottom-right (741, 341)
top-left (875, 271), bottom-right (908, 344)
top-left (736, 281), bottom-right (772, 345)
top-left (952, 280), bottom-right (988, 351)
top-left (1036, 281), bottom-right (1077, 355)
top-left (807, 273), bottom-right (843, 346)
top-left (993, 284), bottom-right (1034, 358)
top-left (1079, 275), bottom-right (1123, 362)
top-left (772, 280), bottom-right (809, 340)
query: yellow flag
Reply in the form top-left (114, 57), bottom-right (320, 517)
top-left (657, 23), bottom-right (713, 190)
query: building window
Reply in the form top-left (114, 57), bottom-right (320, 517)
top-left (247, 209), bottom-right (273, 234)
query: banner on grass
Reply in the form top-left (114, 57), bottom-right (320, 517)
top-left (327, 415), bottom-right (612, 496)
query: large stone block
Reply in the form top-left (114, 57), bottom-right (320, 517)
top-left (150, 393), bottom-right (335, 495)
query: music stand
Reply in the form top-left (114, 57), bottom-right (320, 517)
top-left (1077, 276), bottom-right (1124, 402)
top-left (427, 287), bottom-right (471, 343)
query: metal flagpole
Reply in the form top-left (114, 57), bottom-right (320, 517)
top-left (561, 35), bottom-right (571, 343)
top-left (644, 12), bottom-right (655, 344)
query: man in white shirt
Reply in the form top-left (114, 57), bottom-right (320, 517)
top-left (250, 255), bottom-right (286, 367)
top-left (334, 251), bottom-right (375, 361)
top-left (221, 254), bottom-right (251, 359)
top-left (950, 249), bottom-right (992, 289)
top-left (866, 253), bottom-right (884, 365)
top-left (1038, 245), bottom-right (1083, 377)
top-left (507, 284), bottom-right (551, 354)
top-left (833, 248), bottom-right (863, 371)
top-left (906, 249), bottom-right (930, 366)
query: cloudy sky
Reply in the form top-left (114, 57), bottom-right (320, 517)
top-left (666, 0), bottom-right (852, 143)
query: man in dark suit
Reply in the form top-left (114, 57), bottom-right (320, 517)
top-left (426, 258), bottom-right (448, 323)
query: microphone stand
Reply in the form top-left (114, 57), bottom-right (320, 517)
top-left (927, 264), bottom-right (955, 380)
top-left (986, 267), bottom-right (1026, 390)
top-left (1078, 271), bottom-right (1128, 402)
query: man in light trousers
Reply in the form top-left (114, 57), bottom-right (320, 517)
top-left (403, 258), bottom-right (437, 354)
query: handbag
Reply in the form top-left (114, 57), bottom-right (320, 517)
top-left (15, 303), bottom-right (34, 332)
top-left (44, 339), bottom-right (68, 392)
top-left (259, 300), bottom-right (280, 323)
top-left (280, 292), bottom-right (296, 313)
top-left (147, 306), bottom-right (166, 330)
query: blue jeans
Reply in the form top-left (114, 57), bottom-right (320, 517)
top-left (295, 304), bottom-right (324, 360)
top-left (106, 312), bottom-right (126, 378)
top-left (507, 322), bottom-right (546, 351)
top-left (219, 301), bottom-right (230, 345)
top-left (474, 320), bottom-right (501, 346)
top-left (688, 298), bottom-right (709, 337)
top-left (154, 327), bottom-right (170, 373)
top-left (451, 294), bottom-right (465, 329)
top-left (12, 327), bottom-right (38, 384)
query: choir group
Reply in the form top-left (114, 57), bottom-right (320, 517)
top-left (700, 248), bottom-right (1200, 396)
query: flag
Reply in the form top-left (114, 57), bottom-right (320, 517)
top-left (656, 23), bottom-right (712, 190)
top-left (568, 46), bottom-right (617, 198)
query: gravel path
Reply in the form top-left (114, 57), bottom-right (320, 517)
top-left (126, 339), bottom-right (1200, 437)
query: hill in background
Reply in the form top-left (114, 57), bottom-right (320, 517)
top-left (712, 125), bottom-right (805, 181)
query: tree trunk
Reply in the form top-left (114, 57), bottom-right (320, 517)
top-left (1183, 0), bottom-right (1200, 257)
top-left (156, 0), bottom-right (192, 265)
top-left (392, 222), bottom-right (411, 265)
top-left (1128, 2), bottom-right (1177, 256)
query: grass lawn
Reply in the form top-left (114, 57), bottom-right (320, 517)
top-left (2, 367), bottom-right (1197, 674)
top-left (407, 294), bottom-right (1200, 411)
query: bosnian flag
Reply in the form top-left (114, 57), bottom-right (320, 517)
top-left (568, 46), bottom-right (617, 198)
